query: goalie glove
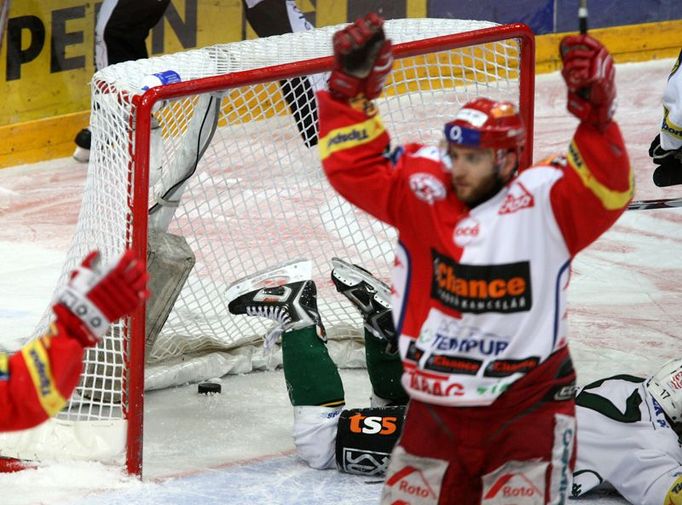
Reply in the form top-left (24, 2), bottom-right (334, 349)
top-left (560, 34), bottom-right (616, 130)
top-left (328, 12), bottom-right (393, 102)
top-left (649, 134), bottom-right (682, 187)
top-left (53, 250), bottom-right (150, 347)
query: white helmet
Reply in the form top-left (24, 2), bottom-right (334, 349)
top-left (646, 359), bottom-right (682, 423)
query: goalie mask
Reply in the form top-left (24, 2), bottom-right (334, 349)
top-left (443, 97), bottom-right (526, 163)
top-left (646, 359), bottom-right (682, 424)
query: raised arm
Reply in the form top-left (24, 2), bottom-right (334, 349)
top-left (317, 13), bottom-right (406, 226)
top-left (550, 34), bottom-right (633, 255)
top-left (0, 250), bottom-right (148, 432)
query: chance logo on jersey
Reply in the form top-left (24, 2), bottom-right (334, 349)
top-left (431, 251), bottom-right (532, 314)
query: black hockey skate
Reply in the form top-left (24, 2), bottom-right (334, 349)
top-left (73, 128), bottom-right (91, 163)
top-left (331, 258), bottom-right (398, 354)
top-left (228, 280), bottom-right (326, 348)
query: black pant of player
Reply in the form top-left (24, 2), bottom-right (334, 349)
top-left (244, 0), bottom-right (320, 147)
top-left (96, 0), bottom-right (171, 69)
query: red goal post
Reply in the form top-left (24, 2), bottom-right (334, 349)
top-left (0, 19), bottom-right (534, 477)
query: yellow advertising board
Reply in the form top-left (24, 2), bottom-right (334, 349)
top-left (0, 0), bottom-right (679, 168)
top-left (0, 0), bottom-right (246, 126)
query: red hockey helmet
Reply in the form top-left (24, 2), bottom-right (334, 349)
top-left (444, 97), bottom-right (526, 153)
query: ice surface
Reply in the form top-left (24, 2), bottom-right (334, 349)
top-left (1, 58), bottom-right (681, 505)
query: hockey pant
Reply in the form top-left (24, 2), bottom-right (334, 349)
top-left (381, 348), bottom-right (577, 505)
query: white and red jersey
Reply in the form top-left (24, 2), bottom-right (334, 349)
top-left (318, 91), bottom-right (633, 407)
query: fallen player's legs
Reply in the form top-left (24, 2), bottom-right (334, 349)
top-left (228, 277), bottom-right (344, 470)
top-left (227, 261), bottom-right (409, 474)
top-left (284, 324), bottom-right (346, 470)
top-left (330, 258), bottom-right (408, 407)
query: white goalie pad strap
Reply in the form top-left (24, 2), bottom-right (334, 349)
top-left (153, 192), bottom-right (182, 208)
top-left (55, 286), bottom-right (110, 338)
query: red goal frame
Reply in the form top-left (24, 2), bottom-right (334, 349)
top-left (123, 22), bottom-right (535, 476)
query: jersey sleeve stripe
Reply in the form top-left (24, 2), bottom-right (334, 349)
top-left (567, 141), bottom-right (634, 210)
top-left (20, 338), bottom-right (68, 417)
top-left (0, 353), bottom-right (7, 380)
top-left (318, 115), bottom-right (386, 160)
top-left (663, 107), bottom-right (682, 140)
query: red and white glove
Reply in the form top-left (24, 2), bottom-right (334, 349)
top-left (560, 34), bottom-right (616, 129)
top-left (328, 12), bottom-right (393, 102)
top-left (53, 250), bottom-right (150, 347)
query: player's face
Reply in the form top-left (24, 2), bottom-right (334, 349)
top-left (448, 145), bottom-right (499, 206)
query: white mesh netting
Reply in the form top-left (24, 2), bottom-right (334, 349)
top-left (0, 18), bottom-right (531, 466)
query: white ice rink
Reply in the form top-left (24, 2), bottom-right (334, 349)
top-left (1, 57), bottom-right (681, 504)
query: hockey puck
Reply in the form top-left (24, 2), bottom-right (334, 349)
top-left (197, 382), bottom-right (221, 394)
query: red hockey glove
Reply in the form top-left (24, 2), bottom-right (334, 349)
top-left (328, 12), bottom-right (393, 102)
top-left (53, 250), bottom-right (150, 347)
top-left (560, 34), bottom-right (616, 129)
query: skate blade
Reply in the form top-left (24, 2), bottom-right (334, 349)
top-left (225, 259), bottom-right (311, 302)
top-left (331, 257), bottom-right (391, 301)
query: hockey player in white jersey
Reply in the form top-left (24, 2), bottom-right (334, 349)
top-left (572, 359), bottom-right (682, 505)
top-left (649, 49), bottom-right (682, 187)
top-left (227, 259), bottom-right (407, 476)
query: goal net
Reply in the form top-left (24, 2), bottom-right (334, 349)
top-left (0, 18), bottom-right (534, 474)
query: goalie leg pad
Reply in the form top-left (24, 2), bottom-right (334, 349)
top-left (335, 405), bottom-right (406, 477)
top-left (145, 230), bottom-right (196, 355)
top-left (81, 230), bottom-right (194, 403)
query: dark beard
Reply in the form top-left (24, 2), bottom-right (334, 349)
top-left (466, 173), bottom-right (507, 209)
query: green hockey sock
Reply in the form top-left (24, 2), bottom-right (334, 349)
top-left (364, 329), bottom-right (409, 404)
top-left (281, 325), bottom-right (345, 407)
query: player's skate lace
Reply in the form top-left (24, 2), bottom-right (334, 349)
top-left (245, 305), bottom-right (292, 326)
top-left (228, 280), bottom-right (326, 350)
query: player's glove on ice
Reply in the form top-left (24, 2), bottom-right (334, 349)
top-left (328, 12), bottom-right (393, 102)
top-left (560, 34), bottom-right (616, 130)
top-left (53, 250), bottom-right (150, 347)
top-left (649, 134), bottom-right (682, 187)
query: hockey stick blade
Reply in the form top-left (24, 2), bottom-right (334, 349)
top-left (627, 197), bottom-right (682, 211)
